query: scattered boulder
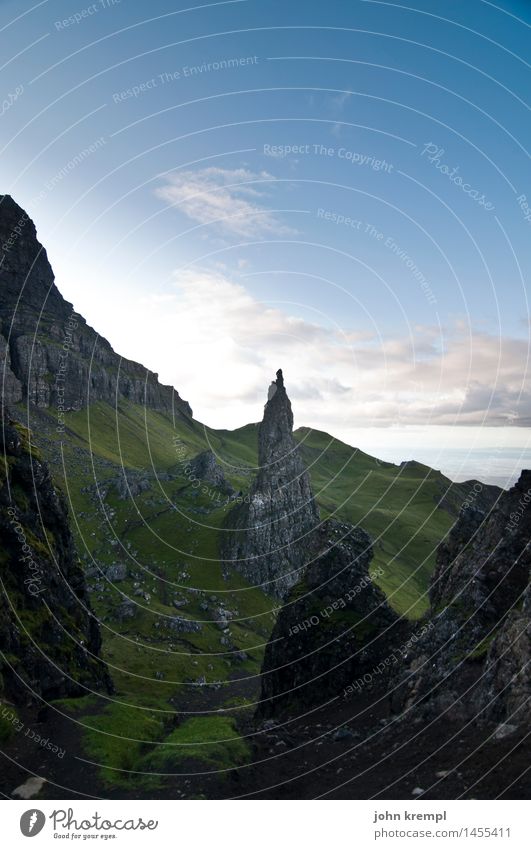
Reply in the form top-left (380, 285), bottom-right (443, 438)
top-left (162, 616), bottom-right (202, 634)
top-left (116, 471), bottom-right (151, 500)
top-left (12, 776), bottom-right (46, 800)
top-left (187, 450), bottom-right (234, 495)
top-left (116, 599), bottom-right (137, 621)
top-left (105, 563), bottom-right (127, 582)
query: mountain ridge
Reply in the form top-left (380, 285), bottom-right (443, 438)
top-left (0, 194), bottom-right (192, 418)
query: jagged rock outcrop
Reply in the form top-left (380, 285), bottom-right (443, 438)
top-left (0, 194), bottom-right (191, 416)
top-left (393, 471), bottom-right (530, 726)
top-left (221, 370), bottom-right (320, 598)
top-left (258, 519), bottom-right (408, 717)
top-left (434, 476), bottom-right (500, 518)
top-left (0, 415), bottom-right (111, 704)
top-left (188, 450), bottom-right (234, 495)
top-left (478, 583), bottom-right (529, 727)
top-left (115, 469), bottom-right (152, 500)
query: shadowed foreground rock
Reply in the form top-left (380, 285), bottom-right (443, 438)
top-left (258, 519), bottom-right (409, 717)
top-left (393, 470), bottom-right (531, 726)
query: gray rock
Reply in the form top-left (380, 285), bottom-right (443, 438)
top-left (392, 471), bottom-right (530, 727)
top-left (258, 519), bottom-right (405, 717)
top-left (0, 416), bottom-right (112, 702)
top-left (222, 369), bottom-right (320, 599)
top-left (163, 616), bottom-right (202, 634)
top-left (116, 472), bottom-right (151, 500)
top-left (12, 777), bottom-right (46, 800)
top-left (116, 599), bottom-right (137, 620)
top-left (105, 563), bottom-right (127, 582)
top-left (333, 727), bottom-right (355, 741)
top-left (187, 450), bottom-right (234, 495)
top-left (492, 723), bottom-right (517, 740)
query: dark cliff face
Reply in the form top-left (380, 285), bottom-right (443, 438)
top-left (258, 520), bottom-right (408, 717)
top-left (393, 471), bottom-right (530, 726)
top-left (0, 194), bottom-right (191, 417)
top-left (0, 416), bottom-right (111, 704)
top-left (222, 370), bottom-right (320, 598)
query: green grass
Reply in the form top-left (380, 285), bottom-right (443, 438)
top-left (138, 715), bottom-right (251, 773)
top-left (75, 701), bottom-right (165, 789)
top-left (0, 703), bottom-right (20, 742)
top-left (17, 396), bottom-right (484, 793)
top-left (11, 420), bottom-right (43, 461)
top-left (289, 427), bottom-right (461, 618)
top-left (55, 697), bottom-right (250, 788)
top-left (22, 401), bottom-right (272, 730)
top-left (40, 399), bottom-right (463, 616)
top-left (5, 393), bottom-right (493, 795)
top-left (51, 695), bottom-right (100, 715)
top-left (28, 399), bottom-right (473, 626)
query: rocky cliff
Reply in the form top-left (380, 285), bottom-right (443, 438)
top-left (0, 415), bottom-right (111, 704)
top-left (222, 372), bottom-right (410, 716)
top-left (0, 194), bottom-right (191, 417)
top-left (221, 370), bottom-right (321, 598)
top-left (393, 471), bottom-right (530, 727)
top-left (258, 519), bottom-right (409, 716)
top-left (257, 470), bottom-right (530, 725)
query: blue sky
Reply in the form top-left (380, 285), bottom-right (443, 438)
top-left (1, 0), bottom-right (530, 484)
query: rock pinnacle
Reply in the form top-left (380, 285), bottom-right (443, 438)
top-left (222, 370), bottom-right (320, 598)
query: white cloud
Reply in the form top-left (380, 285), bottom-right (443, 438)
top-left (331, 91), bottom-right (352, 111)
top-left (330, 90), bottom-right (352, 137)
top-left (155, 167), bottom-right (293, 238)
top-left (115, 267), bottom-right (531, 434)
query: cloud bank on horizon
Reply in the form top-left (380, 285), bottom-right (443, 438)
top-left (125, 265), bottom-right (531, 434)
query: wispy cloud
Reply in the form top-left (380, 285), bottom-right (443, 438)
top-left (330, 90), bottom-right (352, 137)
top-left (331, 90), bottom-right (352, 111)
top-left (155, 167), bottom-right (293, 238)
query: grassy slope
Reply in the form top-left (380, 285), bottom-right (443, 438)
top-left (23, 400), bottom-right (475, 791)
top-left (30, 398), bottom-right (472, 624)
top-left (24, 402), bottom-right (271, 791)
top-left (209, 421), bottom-right (464, 618)
top-left (293, 427), bottom-right (457, 618)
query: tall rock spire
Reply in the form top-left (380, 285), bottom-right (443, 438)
top-left (222, 369), bottom-right (320, 598)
